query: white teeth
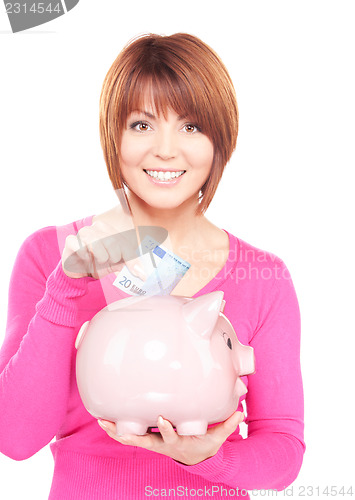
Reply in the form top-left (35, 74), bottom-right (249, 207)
top-left (145, 170), bottom-right (185, 181)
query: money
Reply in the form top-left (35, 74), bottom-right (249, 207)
top-left (113, 235), bottom-right (190, 296)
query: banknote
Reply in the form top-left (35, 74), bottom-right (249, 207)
top-left (113, 235), bottom-right (190, 296)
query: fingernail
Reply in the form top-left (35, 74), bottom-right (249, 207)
top-left (158, 416), bottom-right (166, 427)
top-left (98, 419), bottom-right (108, 429)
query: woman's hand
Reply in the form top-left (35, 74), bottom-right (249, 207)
top-left (97, 412), bottom-right (244, 466)
top-left (61, 209), bottom-right (146, 280)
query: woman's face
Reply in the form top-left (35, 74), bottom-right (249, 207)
top-left (119, 101), bottom-right (214, 213)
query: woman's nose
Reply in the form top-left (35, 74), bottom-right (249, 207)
top-left (153, 129), bottom-right (177, 160)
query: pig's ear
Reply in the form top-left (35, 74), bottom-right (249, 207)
top-left (182, 291), bottom-right (224, 339)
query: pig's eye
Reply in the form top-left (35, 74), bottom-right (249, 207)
top-left (223, 332), bottom-right (232, 350)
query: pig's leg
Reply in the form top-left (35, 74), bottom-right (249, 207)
top-left (115, 420), bottom-right (148, 436)
top-left (176, 420), bottom-right (208, 436)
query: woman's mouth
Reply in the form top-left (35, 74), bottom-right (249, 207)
top-left (144, 170), bottom-right (186, 182)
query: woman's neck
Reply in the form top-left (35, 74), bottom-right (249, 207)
top-left (126, 192), bottom-right (209, 250)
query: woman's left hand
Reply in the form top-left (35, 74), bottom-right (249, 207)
top-left (98, 411), bottom-right (244, 466)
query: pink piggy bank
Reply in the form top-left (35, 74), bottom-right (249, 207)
top-left (75, 291), bottom-right (255, 436)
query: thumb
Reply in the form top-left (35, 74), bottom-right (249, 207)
top-left (125, 256), bottom-right (149, 281)
top-left (223, 411), bottom-right (244, 435)
top-left (210, 411), bottom-right (244, 441)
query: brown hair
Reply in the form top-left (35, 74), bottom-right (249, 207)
top-left (99, 33), bottom-right (239, 214)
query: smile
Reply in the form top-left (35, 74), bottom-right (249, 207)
top-left (144, 170), bottom-right (186, 182)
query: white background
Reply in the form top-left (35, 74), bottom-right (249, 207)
top-left (1, 1), bottom-right (354, 498)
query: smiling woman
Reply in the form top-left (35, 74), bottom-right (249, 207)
top-left (119, 107), bottom-right (215, 213)
top-left (0, 32), bottom-right (305, 500)
top-left (99, 33), bottom-right (239, 215)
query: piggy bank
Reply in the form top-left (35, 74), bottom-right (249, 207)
top-left (75, 291), bottom-right (255, 436)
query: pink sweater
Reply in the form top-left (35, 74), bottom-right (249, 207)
top-left (0, 216), bottom-right (305, 499)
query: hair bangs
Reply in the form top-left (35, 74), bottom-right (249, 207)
top-left (122, 68), bottom-right (209, 135)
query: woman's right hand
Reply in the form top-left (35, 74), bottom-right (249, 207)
top-left (62, 216), bottom-right (146, 280)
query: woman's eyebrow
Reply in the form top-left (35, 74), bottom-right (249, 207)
top-left (130, 110), bottom-right (190, 121)
top-left (130, 110), bottom-right (156, 119)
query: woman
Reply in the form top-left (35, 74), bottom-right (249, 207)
top-left (0, 33), bottom-right (305, 499)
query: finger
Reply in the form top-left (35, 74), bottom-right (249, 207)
top-left (62, 234), bottom-right (91, 277)
top-left (125, 256), bottom-right (149, 281)
top-left (98, 419), bottom-right (116, 434)
top-left (97, 420), bottom-right (158, 448)
top-left (102, 234), bottom-right (123, 264)
top-left (87, 225), bottom-right (119, 266)
top-left (88, 230), bottom-right (141, 274)
top-left (63, 232), bottom-right (93, 274)
top-left (79, 229), bottom-right (120, 278)
top-left (157, 416), bottom-right (179, 445)
top-left (72, 226), bottom-right (110, 272)
top-left (119, 433), bottom-right (161, 450)
top-left (221, 411), bottom-right (244, 436)
top-left (209, 411), bottom-right (244, 441)
top-left (97, 420), bottom-right (135, 445)
top-left (89, 223), bottom-right (123, 263)
top-left (89, 239), bottom-right (110, 266)
top-left (63, 233), bottom-right (86, 262)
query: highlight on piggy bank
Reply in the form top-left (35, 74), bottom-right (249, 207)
top-left (75, 291), bottom-right (255, 436)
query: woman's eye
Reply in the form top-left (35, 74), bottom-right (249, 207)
top-left (183, 123), bottom-right (201, 134)
top-left (130, 121), bottom-right (152, 132)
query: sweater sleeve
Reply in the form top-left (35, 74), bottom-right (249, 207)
top-left (0, 229), bottom-right (92, 461)
top-left (175, 260), bottom-right (305, 491)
